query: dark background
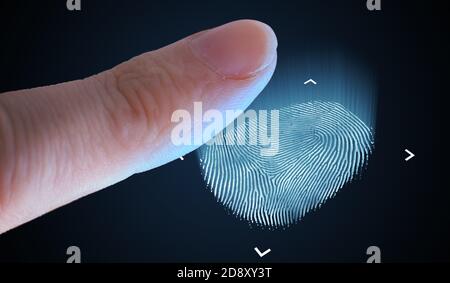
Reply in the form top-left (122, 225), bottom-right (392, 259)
top-left (0, 0), bottom-right (448, 262)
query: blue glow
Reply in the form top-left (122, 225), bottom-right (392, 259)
top-left (197, 53), bottom-right (377, 227)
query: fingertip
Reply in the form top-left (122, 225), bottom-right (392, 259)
top-left (189, 19), bottom-right (278, 79)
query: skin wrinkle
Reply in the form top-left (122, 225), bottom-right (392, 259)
top-left (16, 81), bottom-right (107, 205)
top-left (72, 81), bottom-right (96, 180)
top-left (35, 86), bottom-right (66, 196)
top-left (132, 52), bottom-right (193, 155)
top-left (52, 79), bottom-right (123, 201)
top-left (21, 90), bottom-right (50, 203)
top-left (62, 80), bottom-right (99, 194)
top-left (6, 96), bottom-right (21, 195)
top-left (109, 57), bottom-right (175, 171)
top-left (0, 98), bottom-right (15, 214)
top-left (1, 92), bottom-right (38, 223)
top-left (96, 70), bottom-right (143, 152)
top-left (10, 95), bottom-right (32, 198)
top-left (141, 48), bottom-right (195, 113)
top-left (50, 86), bottom-right (81, 194)
top-left (151, 51), bottom-right (189, 102)
top-left (131, 55), bottom-right (168, 134)
top-left (38, 89), bottom-right (59, 195)
top-left (110, 61), bottom-right (162, 154)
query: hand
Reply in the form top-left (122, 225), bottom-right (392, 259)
top-left (0, 20), bottom-right (278, 233)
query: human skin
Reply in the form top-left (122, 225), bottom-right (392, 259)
top-left (0, 20), bottom-right (278, 233)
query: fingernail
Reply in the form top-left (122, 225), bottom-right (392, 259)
top-left (189, 20), bottom-right (278, 79)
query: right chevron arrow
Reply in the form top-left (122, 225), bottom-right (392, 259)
top-left (404, 149), bottom-right (415, 161)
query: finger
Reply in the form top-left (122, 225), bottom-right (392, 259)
top-left (0, 20), bottom-right (278, 233)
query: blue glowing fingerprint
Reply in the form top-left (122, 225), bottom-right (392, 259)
top-left (197, 53), bottom-right (377, 227)
top-left (198, 102), bottom-right (373, 227)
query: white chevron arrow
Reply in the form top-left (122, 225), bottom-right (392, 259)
top-left (404, 149), bottom-right (415, 161)
top-left (304, 79), bottom-right (317, 85)
top-left (254, 247), bottom-right (271, 258)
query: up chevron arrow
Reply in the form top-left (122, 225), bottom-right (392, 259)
top-left (304, 79), bottom-right (317, 85)
top-left (254, 247), bottom-right (271, 258)
top-left (404, 149), bottom-right (415, 161)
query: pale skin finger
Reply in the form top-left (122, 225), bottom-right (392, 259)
top-left (0, 20), bottom-right (278, 233)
